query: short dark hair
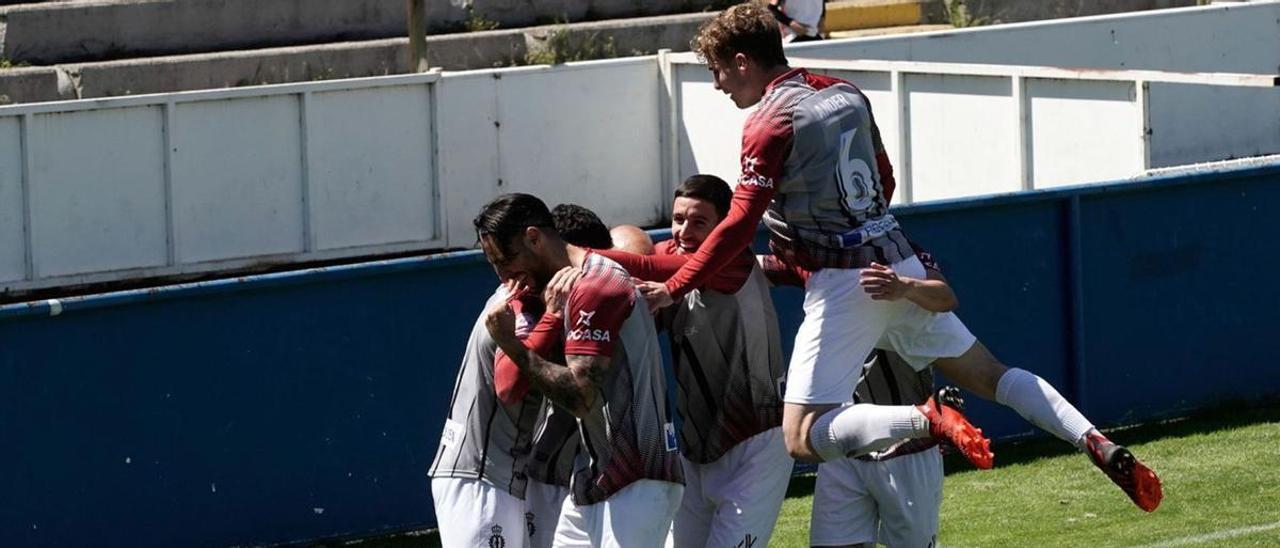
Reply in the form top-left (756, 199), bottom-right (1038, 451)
top-left (691, 2), bottom-right (787, 69)
top-left (552, 203), bottom-right (613, 249)
top-left (474, 193), bottom-right (556, 255)
top-left (675, 174), bottom-right (733, 219)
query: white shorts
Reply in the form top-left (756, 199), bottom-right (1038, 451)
top-left (877, 308), bottom-right (976, 372)
top-left (668, 427), bottom-right (792, 548)
top-left (554, 479), bottom-right (684, 548)
top-left (810, 449), bottom-right (943, 548)
top-left (525, 480), bottom-right (571, 548)
top-left (431, 477), bottom-right (528, 548)
top-left (785, 256), bottom-right (928, 404)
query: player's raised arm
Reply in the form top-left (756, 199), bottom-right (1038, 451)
top-left (596, 247), bottom-right (755, 294)
top-left (659, 133), bottom-right (786, 304)
top-left (493, 275), bottom-right (576, 405)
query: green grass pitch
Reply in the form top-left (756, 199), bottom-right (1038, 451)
top-left (328, 402), bottom-right (1280, 547)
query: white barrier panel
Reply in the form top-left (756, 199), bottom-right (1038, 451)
top-left (0, 3), bottom-right (1275, 295)
top-left (670, 14), bottom-right (1275, 205)
top-left (0, 117), bottom-right (26, 284)
top-left (436, 58), bottom-right (663, 247)
top-left (790, 1), bottom-right (1280, 170)
top-left (0, 58), bottom-right (667, 295)
top-left (673, 62), bottom-right (748, 191)
top-left (672, 59), bottom-right (1153, 203)
top-left (0, 74), bottom-right (444, 294)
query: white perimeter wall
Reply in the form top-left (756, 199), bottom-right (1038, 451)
top-left (791, 1), bottom-right (1280, 171)
top-left (0, 2), bottom-right (1275, 294)
top-left (0, 58), bottom-right (664, 294)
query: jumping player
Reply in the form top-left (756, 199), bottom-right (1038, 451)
top-left (764, 246), bottom-right (1162, 525)
top-left (640, 3), bottom-right (992, 470)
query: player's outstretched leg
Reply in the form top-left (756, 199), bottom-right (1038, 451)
top-left (1082, 431), bottom-right (1163, 512)
top-left (916, 387), bottom-right (994, 470)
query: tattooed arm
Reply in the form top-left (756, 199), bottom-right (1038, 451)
top-left (498, 339), bottom-right (609, 418)
top-left (487, 264), bottom-right (630, 417)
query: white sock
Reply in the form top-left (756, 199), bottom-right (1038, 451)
top-left (995, 367), bottom-right (1095, 449)
top-left (808, 403), bottom-right (931, 461)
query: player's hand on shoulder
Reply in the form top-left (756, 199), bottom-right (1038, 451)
top-left (860, 262), bottom-right (910, 301)
top-left (543, 266), bottom-right (584, 316)
top-left (637, 280), bottom-right (674, 312)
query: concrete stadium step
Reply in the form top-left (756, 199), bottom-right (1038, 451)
top-left (0, 0), bottom-right (722, 65)
top-left (0, 11), bottom-right (715, 105)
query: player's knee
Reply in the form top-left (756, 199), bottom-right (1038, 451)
top-left (784, 403), bottom-right (832, 462)
top-left (783, 425), bottom-right (822, 462)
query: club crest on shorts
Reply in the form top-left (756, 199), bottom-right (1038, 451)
top-left (664, 422), bottom-right (678, 452)
top-left (488, 525), bottom-right (505, 548)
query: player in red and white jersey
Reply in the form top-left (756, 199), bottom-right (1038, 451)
top-left (427, 285), bottom-right (548, 548)
top-left (477, 193), bottom-right (683, 547)
top-left (499, 289), bottom-right (578, 548)
top-left (639, 3), bottom-right (993, 472)
top-left (592, 175), bottom-right (792, 547)
top-left (765, 246), bottom-right (1163, 522)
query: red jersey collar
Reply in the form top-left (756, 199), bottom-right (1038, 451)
top-left (765, 67), bottom-right (808, 94)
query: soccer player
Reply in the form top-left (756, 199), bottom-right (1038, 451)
top-left (609, 224), bottom-right (656, 255)
top-left (593, 175), bottom-right (792, 547)
top-left (552, 203), bottom-right (614, 250)
top-left (521, 202), bottom-right (621, 548)
top-left (812, 349), bottom-right (951, 548)
top-left (477, 193), bottom-right (684, 547)
top-left (766, 247), bottom-right (1163, 521)
top-left (642, 3), bottom-right (992, 470)
top-left (427, 286), bottom-right (547, 548)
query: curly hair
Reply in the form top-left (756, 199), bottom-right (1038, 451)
top-left (691, 2), bottom-right (787, 68)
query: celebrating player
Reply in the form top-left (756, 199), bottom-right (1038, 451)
top-left (766, 245), bottom-right (1162, 532)
top-left (477, 193), bottom-right (684, 547)
top-left (640, 3), bottom-right (992, 470)
top-left (427, 286), bottom-right (548, 548)
top-left (593, 175), bottom-right (792, 547)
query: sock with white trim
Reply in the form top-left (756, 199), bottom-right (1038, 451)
top-left (994, 367), bottom-right (1095, 449)
top-left (808, 403), bottom-right (931, 462)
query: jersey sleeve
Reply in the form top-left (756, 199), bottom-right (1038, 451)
top-left (595, 247), bottom-right (755, 294)
top-left (664, 106), bottom-right (791, 300)
top-left (563, 269), bottom-right (635, 357)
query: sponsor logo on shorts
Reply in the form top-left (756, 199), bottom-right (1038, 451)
top-left (488, 525), bottom-right (505, 548)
